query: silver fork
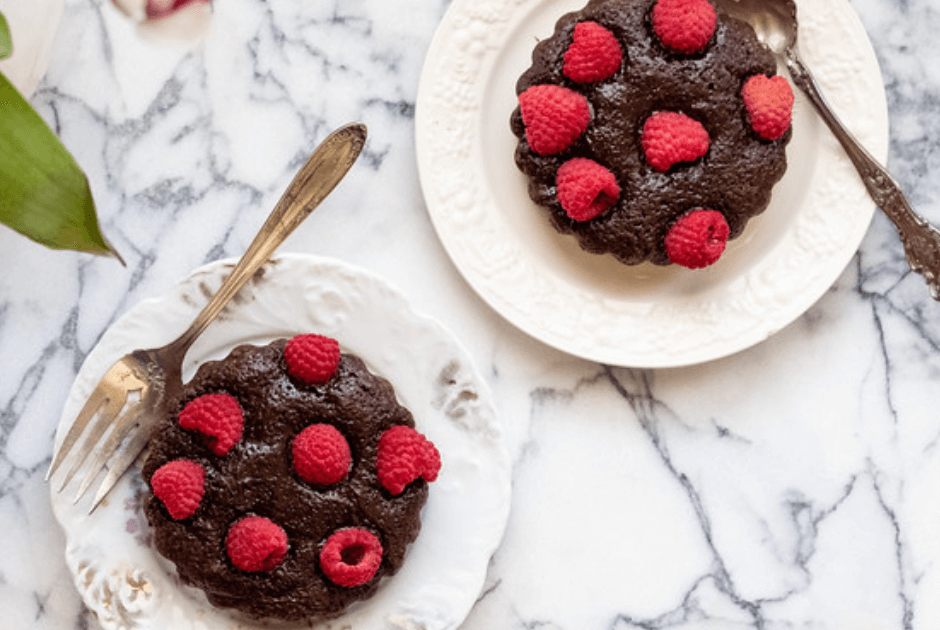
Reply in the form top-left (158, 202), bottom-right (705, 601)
top-left (47, 122), bottom-right (367, 511)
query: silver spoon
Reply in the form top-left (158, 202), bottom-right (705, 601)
top-left (714, 0), bottom-right (940, 300)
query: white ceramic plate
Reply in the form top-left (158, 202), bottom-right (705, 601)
top-left (415, 0), bottom-right (889, 367)
top-left (50, 253), bottom-right (511, 630)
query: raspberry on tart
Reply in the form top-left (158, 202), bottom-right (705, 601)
top-left (226, 515), bottom-right (289, 573)
top-left (556, 158), bottom-right (621, 221)
top-left (320, 528), bottom-right (384, 587)
top-left (151, 459), bottom-right (205, 520)
top-left (284, 333), bottom-right (341, 384)
top-left (376, 425), bottom-right (442, 496)
top-left (664, 209), bottom-right (730, 268)
top-left (177, 393), bottom-right (243, 456)
top-left (563, 21), bottom-right (623, 83)
top-left (641, 111), bottom-right (711, 172)
top-left (742, 74), bottom-right (795, 141)
top-left (518, 84), bottom-right (592, 155)
top-left (651, 0), bottom-right (717, 54)
top-left (292, 423), bottom-right (352, 486)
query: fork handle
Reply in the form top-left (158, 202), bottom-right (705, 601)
top-left (786, 51), bottom-right (940, 300)
top-left (170, 123), bottom-right (368, 354)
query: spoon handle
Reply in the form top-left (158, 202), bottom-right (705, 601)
top-left (786, 50), bottom-right (940, 300)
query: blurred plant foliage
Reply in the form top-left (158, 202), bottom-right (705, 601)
top-left (0, 9), bottom-right (120, 260)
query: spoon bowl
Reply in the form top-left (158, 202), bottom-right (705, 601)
top-left (715, 0), bottom-right (796, 53)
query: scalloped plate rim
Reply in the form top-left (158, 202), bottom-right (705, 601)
top-left (50, 252), bottom-right (511, 630)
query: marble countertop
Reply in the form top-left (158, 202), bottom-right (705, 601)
top-left (2, 0), bottom-right (940, 628)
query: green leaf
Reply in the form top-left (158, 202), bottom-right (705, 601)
top-left (0, 71), bottom-right (122, 260)
top-left (0, 12), bottom-right (11, 61)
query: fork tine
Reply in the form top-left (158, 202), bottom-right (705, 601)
top-left (72, 402), bottom-right (145, 503)
top-left (48, 358), bottom-right (146, 487)
top-left (89, 420), bottom-right (154, 514)
top-left (46, 382), bottom-right (111, 482)
top-left (56, 390), bottom-right (129, 493)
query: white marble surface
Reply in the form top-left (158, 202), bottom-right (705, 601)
top-left (2, 0), bottom-right (940, 628)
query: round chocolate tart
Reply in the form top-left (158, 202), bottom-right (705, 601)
top-left (511, 0), bottom-right (793, 267)
top-left (142, 336), bottom-right (440, 621)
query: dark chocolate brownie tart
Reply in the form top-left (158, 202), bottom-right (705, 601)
top-left (142, 334), bottom-right (441, 621)
top-left (511, 0), bottom-right (794, 268)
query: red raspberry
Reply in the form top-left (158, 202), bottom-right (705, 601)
top-left (664, 209), bottom-right (730, 268)
top-left (178, 393), bottom-right (243, 456)
top-left (652, 0), bottom-right (717, 54)
top-left (741, 74), bottom-right (794, 141)
top-left (291, 424), bottom-right (351, 486)
top-left (319, 528), bottom-right (383, 588)
top-left (284, 334), bottom-right (341, 384)
top-left (556, 158), bottom-right (620, 222)
top-left (151, 459), bottom-right (205, 520)
top-left (518, 84), bottom-right (591, 156)
top-left (563, 21), bottom-right (622, 84)
top-left (375, 425), bottom-right (441, 496)
top-left (225, 516), bottom-right (289, 573)
top-left (641, 111), bottom-right (710, 172)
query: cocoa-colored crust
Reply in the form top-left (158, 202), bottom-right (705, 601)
top-left (142, 340), bottom-right (428, 621)
top-left (511, 0), bottom-right (791, 265)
